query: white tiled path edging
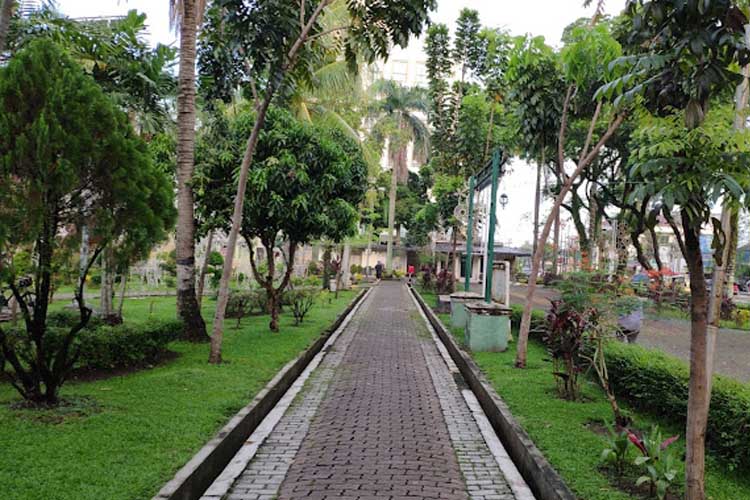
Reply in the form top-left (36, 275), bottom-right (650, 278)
top-left (199, 288), bottom-right (371, 500)
top-left (410, 289), bottom-right (536, 500)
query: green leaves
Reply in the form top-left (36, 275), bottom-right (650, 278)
top-left (196, 104), bottom-right (367, 247)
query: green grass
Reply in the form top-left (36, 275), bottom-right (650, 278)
top-left (415, 287), bottom-right (750, 500)
top-left (0, 290), bottom-right (357, 500)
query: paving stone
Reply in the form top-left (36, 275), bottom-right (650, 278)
top-left (223, 282), bottom-right (522, 500)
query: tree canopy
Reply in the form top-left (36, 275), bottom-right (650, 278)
top-left (0, 39), bottom-right (175, 404)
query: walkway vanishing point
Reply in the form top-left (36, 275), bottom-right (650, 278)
top-left (201, 281), bottom-right (535, 500)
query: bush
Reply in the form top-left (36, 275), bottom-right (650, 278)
top-left (76, 320), bottom-right (182, 370)
top-left (604, 341), bottom-right (750, 470)
top-left (285, 286), bottom-right (320, 325)
top-left (1, 319), bottom-right (182, 373)
top-left (509, 304), bottom-right (548, 338)
top-left (226, 290), bottom-right (266, 325)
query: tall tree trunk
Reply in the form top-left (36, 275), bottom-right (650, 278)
top-left (689, 47), bottom-right (750, 500)
top-left (0, 0), bottom-right (14, 53)
top-left (648, 225), bottom-right (664, 271)
top-left (117, 269), bottom-right (128, 318)
top-left (100, 246), bottom-right (115, 322)
top-left (517, 111), bottom-right (624, 368)
top-left (616, 217), bottom-right (629, 278)
top-left (209, 0), bottom-right (333, 363)
top-left (682, 213), bottom-right (711, 500)
top-left (175, 0), bottom-right (207, 341)
top-left (725, 209), bottom-right (739, 297)
top-left (197, 229), bottom-right (214, 309)
top-left (386, 163), bottom-right (397, 271)
top-left (79, 224), bottom-right (89, 310)
top-left (483, 99), bottom-right (496, 164)
top-left (532, 157), bottom-right (542, 259)
top-left (552, 209), bottom-right (560, 275)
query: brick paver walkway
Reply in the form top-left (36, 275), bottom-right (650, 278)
top-left (219, 282), bottom-right (520, 500)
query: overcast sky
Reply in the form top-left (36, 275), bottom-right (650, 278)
top-left (54, 0), bottom-right (628, 247)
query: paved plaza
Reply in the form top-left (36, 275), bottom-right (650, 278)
top-left (206, 282), bottom-right (530, 500)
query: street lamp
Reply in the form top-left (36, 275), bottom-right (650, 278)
top-left (500, 193), bottom-right (509, 210)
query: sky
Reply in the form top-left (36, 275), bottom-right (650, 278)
top-left (54, 0), bottom-right (628, 247)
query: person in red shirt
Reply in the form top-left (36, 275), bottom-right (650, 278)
top-left (407, 265), bottom-right (415, 285)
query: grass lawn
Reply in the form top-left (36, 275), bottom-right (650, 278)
top-left (416, 287), bottom-right (750, 500)
top-left (0, 290), bottom-right (357, 500)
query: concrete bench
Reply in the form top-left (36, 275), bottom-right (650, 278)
top-left (436, 294), bottom-right (451, 314)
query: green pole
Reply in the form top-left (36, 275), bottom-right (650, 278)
top-left (464, 176), bottom-right (475, 292)
top-left (485, 150), bottom-right (500, 303)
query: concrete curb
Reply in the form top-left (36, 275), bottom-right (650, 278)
top-left (409, 286), bottom-right (576, 500)
top-left (153, 288), bottom-right (369, 500)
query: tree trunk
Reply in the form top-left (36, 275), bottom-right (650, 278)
top-left (648, 224), bottom-right (664, 271)
top-left (100, 246), bottom-right (115, 323)
top-left (682, 212), bottom-right (711, 500)
top-left (175, 0), bottom-right (207, 341)
top-left (197, 229), bottom-right (214, 309)
top-left (517, 112), bottom-right (625, 368)
top-left (386, 164), bottom-right (397, 271)
top-left (117, 269), bottom-right (128, 318)
top-left (532, 158), bottom-right (542, 260)
top-left (483, 99), bottom-right (496, 164)
top-left (725, 209), bottom-right (739, 297)
top-left (209, 0), bottom-right (333, 363)
top-left (79, 224), bottom-right (89, 309)
top-left (616, 217), bottom-right (629, 278)
top-left (0, 0), bottom-right (14, 53)
top-left (552, 209), bottom-right (560, 275)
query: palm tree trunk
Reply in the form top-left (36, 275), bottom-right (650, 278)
top-left (175, 0), bottom-right (207, 341)
top-left (386, 164), bottom-right (397, 272)
top-left (0, 0), bottom-right (14, 53)
top-left (197, 229), bottom-right (214, 309)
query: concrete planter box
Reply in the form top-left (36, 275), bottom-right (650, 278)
top-left (465, 302), bottom-right (511, 352)
top-left (450, 291), bottom-right (483, 329)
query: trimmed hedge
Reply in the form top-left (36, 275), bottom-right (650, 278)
top-left (75, 320), bottom-right (183, 371)
top-left (604, 341), bottom-right (750, 470)
top-left (508, 304), bottom-right (750, 469)
top-left (2, 315), bottom-right (183, 373)
top-left (509, 304), bottom-right (548, 336)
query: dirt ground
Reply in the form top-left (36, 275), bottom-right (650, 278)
top-left (509, 284), bottom-right (750, 383)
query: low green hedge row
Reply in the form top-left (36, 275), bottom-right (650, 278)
top-left (4, 312), bottom-right (183, 373)
top-left (604, 341), bottom-right (750, 470)
top-left (509, 304), bottom-right (548, 337)
top-left (75, 320), bottom-right (183, 371)
top-left (507, 304), bottom-right (750, 470)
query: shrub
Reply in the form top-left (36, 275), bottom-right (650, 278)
top-left (627, 426), bottom-right (681, 500)
top-left (604, 341), bottom-right (750, 470)
top-left (75, 320), bottom-right (182, 370)
top-left (509, 304), bottom-right (548, 338)
top-left (226, 291), bottom-right (256, 328)
top-left (544, 300), bottom-right (587, 400)
top-left (1, 320), bottom-right (182, 373)
top-left (285, 287), bottom-right (320, 325)
top-left (734, 308), bottom-right (750, 328)
top-left (47, 310), bottom-right (104, 330)
top-left (307, 261), bottom-right (321, 276)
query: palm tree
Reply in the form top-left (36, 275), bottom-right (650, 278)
top-left (171, 0), bottom-right (208, 340)
top-left (367, 80), bottom-right (429, 271)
